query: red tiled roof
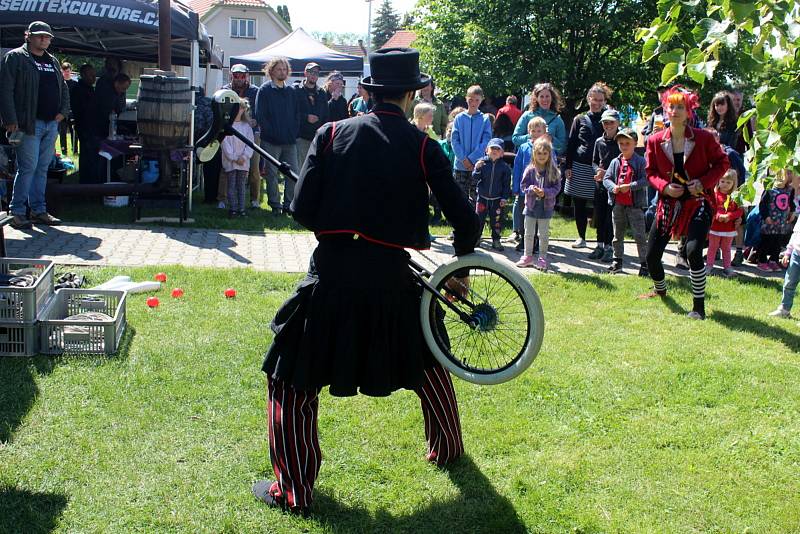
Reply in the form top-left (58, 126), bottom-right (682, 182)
top-left (381, 30), bottom-right (416, 49)
top-left (188, 0), bottom-right (270, 17)
top-left (328, 43), bottom-right (367, 57)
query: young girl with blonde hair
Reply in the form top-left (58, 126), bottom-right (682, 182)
top-left (516, 137), bottom-right (561, 270)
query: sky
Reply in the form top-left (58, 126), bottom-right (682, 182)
top-left (277, 0), bottom-right (419, 36)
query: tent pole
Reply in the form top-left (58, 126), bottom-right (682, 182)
top-left (158, 0), bottom-right (171, 70)
top-left (188, 39), bottom-right (199, 213)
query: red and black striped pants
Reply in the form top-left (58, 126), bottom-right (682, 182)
top-left (266, 363), bottom-right (464, 510)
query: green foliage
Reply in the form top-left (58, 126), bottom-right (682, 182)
top-left (412, 0), bottom-right (665, 119)
top-left (401, 11), bottom-right (417, 29)
top-left (310, 31), bottom-right (366, 47)
top-left (638, 0), bottom-right (800, 201)
top-left (275, 5), bottom-right (291, 28)
top-left (372, 0), bottom-right (401, 50)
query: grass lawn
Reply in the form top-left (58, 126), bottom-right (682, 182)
top-left (1, 266), bottom-right (798, 533)
top-left (55, 179), bottom-right (581, 239)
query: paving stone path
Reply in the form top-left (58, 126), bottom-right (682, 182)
top-left (6, 222), bottom-right (777, 279)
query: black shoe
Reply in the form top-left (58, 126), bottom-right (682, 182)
top-left (588, 246), bottom-right (604, 260)
top-left (252, 480), bottom-right (310, 517)
top-left (238, 210), bottom-right (247, 217)
top-left (515, 241), bottom-right (524, 252)
top-left (638, 264), bottom-right (650, 277)
top-left (10, 215), bottom-right (32, 229)
top-left (31, 212), bottom-right (61, 225)
top-left (491, 239), bottom-right (504, 251)
top-left (608, 261), bottom-right (623, 274)
top-left (271, 207), bottom-right (283, 216)
top-left (228, 210), bottom-right (237, 218)
top-left (600, 248), bottom-right (614, 263)
top-left (731, 249), bottom-right (744, 267)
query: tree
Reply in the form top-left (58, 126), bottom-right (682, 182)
top-left (413, 0), bottom-right (665, 125)
top-left (311, 31), bottom-right (366, 46)
top-left (276, 5), bottom-right (291, 28)
top-left (372, 0), bottom-right (401, 50)
top-left (639, 0), bottom-right (800, 199)
top-left (401, 11), bottom-right (417, 29)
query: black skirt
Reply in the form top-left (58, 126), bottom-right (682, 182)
top-left (262, 236), bottom-right (437, 397)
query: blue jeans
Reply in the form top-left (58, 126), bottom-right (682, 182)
top-left (10, 120), bottom-right (58, 216)
top-left (261, 141), bottom-right (299, 211)
top-left (782, 250), bottom-right (800, 311)
top-left (512, 193), bottom-right (525, 234)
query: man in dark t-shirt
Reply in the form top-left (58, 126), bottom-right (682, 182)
top-left (0, 21), bottom-right (69, 228)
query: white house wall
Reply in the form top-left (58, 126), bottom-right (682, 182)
top-left (203, 6), bottom-right (289, 69)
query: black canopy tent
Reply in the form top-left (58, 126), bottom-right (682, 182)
top-left (0, 0), bottom-right (224, 214)
top-left (230, 28), bottom-right (362, 76)
top-left (0, 0), bottom-right (222, 67)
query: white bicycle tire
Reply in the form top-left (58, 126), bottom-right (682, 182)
top-left (419, 251), bottom-right (545, 385)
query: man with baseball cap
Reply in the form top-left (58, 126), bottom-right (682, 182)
top-left (0, 21), bottom-right (69, 228)
top-left (221, 64), bottom-right (262, 208)
top-left (252, 48), bottom-right (480, 516)
top-left (296, 62), bottom-right (328, 170)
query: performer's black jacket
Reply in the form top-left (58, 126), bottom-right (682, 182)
top-left (291, 102), bottom-right (480, 254)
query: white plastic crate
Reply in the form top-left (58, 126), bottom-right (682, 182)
top-left (0, 323), bottom-right (38, 357)
top-left (39, 289), bottom-right (127, 355)
top-left (0, 258), bottom-right (54, 323)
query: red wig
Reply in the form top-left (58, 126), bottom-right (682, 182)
top-left (660, 85), bottom-right (700, 111)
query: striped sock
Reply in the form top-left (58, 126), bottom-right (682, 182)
top-left (690, 267), bottom-right (707, 316)
top-left (689, 267), bottom-right (706, 300)
top-left (653, 278), bottom-right (667, 294)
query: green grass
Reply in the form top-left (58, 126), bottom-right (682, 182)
top-left (1, 266), bottom-right (798, 533)
top-left (56, 177), bottom-right (582, 238)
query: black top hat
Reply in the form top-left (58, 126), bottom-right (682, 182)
top-left (361, 48), bottom-right (431, 92)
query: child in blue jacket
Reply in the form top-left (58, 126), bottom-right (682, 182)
top-left (473, 138), bottom-right (512, 250)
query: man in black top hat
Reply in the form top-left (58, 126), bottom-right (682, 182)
top-left (252, 48), bottom-right (481, 516)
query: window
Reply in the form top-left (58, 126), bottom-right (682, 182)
top-left (230, 18), bottom-right (255, 39)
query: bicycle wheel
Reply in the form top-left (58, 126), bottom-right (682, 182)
top-left (419, 251), bottom-right (545, 385)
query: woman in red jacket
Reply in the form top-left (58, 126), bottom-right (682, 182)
top-left (642, 86), bottom-right (730, 319)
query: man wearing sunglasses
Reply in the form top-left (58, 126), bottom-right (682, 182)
top-left (222, 64), bottom-right (262, 208)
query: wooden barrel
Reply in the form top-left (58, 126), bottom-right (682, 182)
top-left (137, 74), bottom-right (192, 149)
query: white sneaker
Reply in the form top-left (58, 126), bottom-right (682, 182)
top-left (217, 201), bottom-right (226, 209)
top-left (571, 238), bottom-right (587, 249)
top-left (251, 200), bottom-right (260, 209)
top-left (768, 306), bottom-right (791, 318)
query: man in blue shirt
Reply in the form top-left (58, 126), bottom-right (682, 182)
top-left (255, 57), bottom-right (305, 215)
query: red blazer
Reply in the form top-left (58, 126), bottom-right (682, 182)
top-left (645, 126), bottom-right (730, 236)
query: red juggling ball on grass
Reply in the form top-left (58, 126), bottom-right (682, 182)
top-left (146, 297), bottom-right (160, 308)
top-left (171, 288), bottom-right (184, 298)
top-left (224, 288), bottom-right (237, 299)
top-left (155, 272), bottom-right (167, 282)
